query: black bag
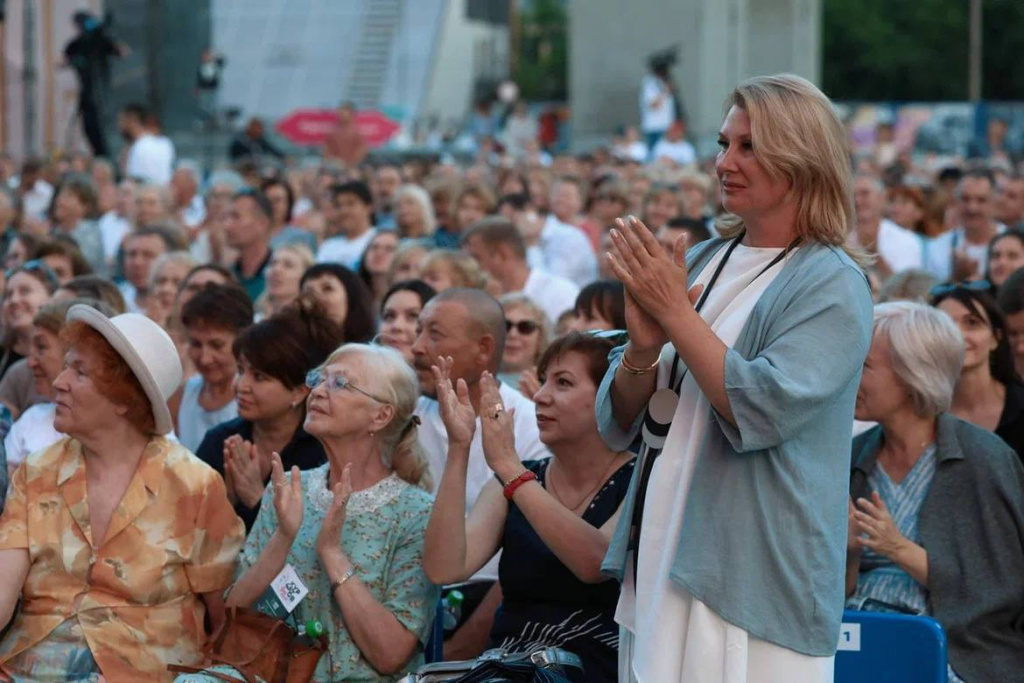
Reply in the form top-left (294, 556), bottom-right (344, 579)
top-left (400, 647), bottom-right (583, 683)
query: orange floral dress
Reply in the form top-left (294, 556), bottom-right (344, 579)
top-left (0, 436), bottom-right (244, 681)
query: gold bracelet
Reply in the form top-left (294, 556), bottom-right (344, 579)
top-left (620, 349), bottom-right (660, 375)
top-left (330, 567), bottom-right (356, 593)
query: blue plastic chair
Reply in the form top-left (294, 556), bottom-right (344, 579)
top-left (424, 599), bottom-right (445, 663)
top-left (834, 610), bottom-right (948, 683)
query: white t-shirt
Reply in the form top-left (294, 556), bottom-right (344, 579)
top-left (126, 133), bottom-right (176, 185)
top-left (651, 138), bottom-right (697, 167)
top-left (4, 403), bottom-right (62, 466)
top-left (924, 223), bottom-right (1006, 282)
top-left (529, 216), bottom-right (598, 287)
top-left (415, 382), bottom-right (550, 581)
top-left (521, 268), bottom-right (580, 325)
top-left (98, 211), bottom-right (132, 261)
top-left (639, 75), bottom-right (676, 135)
top-left (850, 218), bottom-right (924, 274)
top-left (316, 228), bottom-right (376, 271)
top-left (177, 375), bottom-right (238, 453)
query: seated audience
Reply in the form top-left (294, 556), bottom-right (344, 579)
top-left (412, 287), bottom-right (549, 659)
top-left (0, 306), bottom-right (243, 679)
top-left (256, 242), bottom-right (314, 320)
top-left (377, 279), bottom-right (437, 366)
top-left (985, 228), bottom-right (1024, 292)
top-left (1, 261), bottom-right (58, 379)
top-left (35, 238), bottom-right (93, 284)
top-left (210, 344), bottom-right (438, 680)
top-left (299, 262), bottom-right (376, 342)
top-left (176, 284), bottom-right (254, 452)
top-left (387, 241), bottom-right (430, 286)
top-left (145, 251), bottom-right (197, 329)
top-left (394, 183), bottom-right (437, 240)
top-left (498, 293), bottom-right (550, 400)
top-left (358, 229), bottom-right (400, 308)
top-left (425, 333), bottom-right (633, 681)
top-left (196, 300), bottom-right (343, 530)
top-left (570, 280), bottom-right (627, 332)
top-left (420, 249), bottom-right (489, 293)
top-left (848, 301), bottom-right (1024, 682)
top-left (876, 269), bottom-right (939, 304)
top-left (656, 216), bottom-right (712, 256)
top-left (316, 181), bottom-right (377, 270)
top-left (931, 284), bottom-right (1024, 461)
top-left (4, 298), bottom-right (114, 468)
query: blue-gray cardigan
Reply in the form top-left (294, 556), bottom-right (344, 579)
top-left (852, 415), bottom-right (1024, 681)
top-left (596, 239), bottom-right (873, 656)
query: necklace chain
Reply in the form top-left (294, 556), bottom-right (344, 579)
top-left (546, 453), bottom-right (624, 513)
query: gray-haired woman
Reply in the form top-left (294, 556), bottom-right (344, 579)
top-left (848, 301), bottom-right (1024, 682)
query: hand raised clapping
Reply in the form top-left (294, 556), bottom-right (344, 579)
top-left (431, 356), bottom-right (476, 450)
top-left (224, 435), bottom-right (272, 509)
top-left (316, 464), bottom-right (354, 561)
top-left (270, 452), bottom-right (303, 541)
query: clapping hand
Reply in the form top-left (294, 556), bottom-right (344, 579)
top-left (316, 464), bottom-right (354, 563)
top-left (852, 492), bottom-right (907, 559)
top-left (478, 372), bottom-right (520, 477)
top-left (224, 435), bottom-right (272, 509)
top-left (518, 367), bottom-right (541, 401)
top-left (432, 356), bottom-right (476, 450)
top-left (270, 452), bottom-right (303, 542)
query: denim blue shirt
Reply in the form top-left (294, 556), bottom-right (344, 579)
top-left (596, 238), bottom-right (873, 656)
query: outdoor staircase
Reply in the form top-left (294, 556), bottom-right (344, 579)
top-left (346, 0), bottom-right (405, 109)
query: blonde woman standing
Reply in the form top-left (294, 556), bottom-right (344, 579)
top-left (602, 74), bottom-right (874, 681)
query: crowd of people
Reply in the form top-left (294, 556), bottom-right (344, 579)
top-left (0, 78), bottom-right (1022, 683)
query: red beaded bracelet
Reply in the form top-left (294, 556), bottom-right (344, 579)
top-left (503, 470), bottom-right (537, 500)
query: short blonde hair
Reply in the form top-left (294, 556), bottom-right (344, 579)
top-left (322, 343), bottom-right (432, 490)
top-left (499, 293), bottom-right (551, 366)
top-left (148, 250), bottom-right (197, 291)
top-left (394, 184), bottom-right (437, 237)
top-left (873, 302), bottom-right (964, 418)
top-left (715, 74), bottom-right (865, 265)
top-left (421, 249), bottom-right (488, 290)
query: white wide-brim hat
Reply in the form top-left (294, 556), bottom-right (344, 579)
top-left (66, 305), bottom-right (183, 435)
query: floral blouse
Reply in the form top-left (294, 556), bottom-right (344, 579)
top-left (238, 465), bottom-right (439, 682)
top-left (0, 436), bottom-right (244, 681)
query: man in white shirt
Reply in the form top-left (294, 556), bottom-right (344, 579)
top-left (925, 169), bottom-right (1004, 282)
top-left (97, 179), bottom-right (137, 269)
top-left (531, 179), bottom-right (598, 287)
top-left (461, 217), bottom-right (579, 325)
top-left (411, 288), bottom-right (549, 660)
top-left (316, 180), bottom-right (376, 271)
top-left (850, 174), bottom-right (923, 275)
top-left (639, 62), bottom-right (676, 154)
top-left (10, 159), bottom-right (54, 221)
top-left (650, 120), bottom-right (697, 167)
top-left (996, 173), bottom-right (1024, 231)
top-left (171, 161), bottom-right (207, 229)
top-left (119, 103), bottom-right (175, 185)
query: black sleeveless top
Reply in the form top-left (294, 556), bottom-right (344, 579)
top-left (491, 457), bottom-right (635, 683)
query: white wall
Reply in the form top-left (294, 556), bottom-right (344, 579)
top-left (421, 0), bottom-right (509, 127)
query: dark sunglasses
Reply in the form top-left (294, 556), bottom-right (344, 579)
top-left (506, 319), bottom-right (540, 335)
top-left (5, 259), bottom-right (58, 289)
top-left (928, 280), bottom-right (991, 298)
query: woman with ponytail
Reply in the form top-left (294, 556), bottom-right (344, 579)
top-left (212, 343), bottom-right (438, 681)
top-left (195, 296), bottom-right (345, 531)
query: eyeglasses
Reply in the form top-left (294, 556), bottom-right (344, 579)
top-left (4, 259), bottom-right (58, 289)
top-left (305, 368), bottom-right (389, 403)
top-left (506, 320), bottom-right (540, 335)
top-left (928, 280), bottom-right (992, 298)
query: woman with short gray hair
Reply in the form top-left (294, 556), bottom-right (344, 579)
top-left (847, 301), bottom-right (1024, 681)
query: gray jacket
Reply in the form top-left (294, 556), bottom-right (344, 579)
top-left (852, 414), bottom-right (1024, 682)
top-left (597, 239), bottom-right (874, 656)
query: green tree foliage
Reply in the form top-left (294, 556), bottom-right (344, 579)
top-left (513, 0), bottom-right (568, 101)
top-left (823, 0), bottom-right (1024, 101)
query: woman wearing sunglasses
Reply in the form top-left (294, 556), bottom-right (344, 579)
top-left (497, 293), bottom-right (550, 399)
top-left (195, 299), bottom-right (344, 531)
top-left (931, 283), bottom-right (1024, 462)
top-left (189, 344), bottom-right (438, 682)
top-left (0, 260), bottom-right (58, 380)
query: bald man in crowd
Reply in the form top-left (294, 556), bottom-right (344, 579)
top-left (411, 288), bottom-right (549, 660)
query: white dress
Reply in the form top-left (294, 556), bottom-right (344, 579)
top-left (617, 243), bottom-right (835, 683)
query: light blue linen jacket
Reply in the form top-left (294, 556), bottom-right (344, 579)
top-left (597, 238), bottom-right (873, 656)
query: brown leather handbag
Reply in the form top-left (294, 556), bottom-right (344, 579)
top-left (168, 607), bottom-right (327, 683)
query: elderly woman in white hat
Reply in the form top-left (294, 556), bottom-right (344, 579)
top-left (0, 306), bottom-right (244, 682)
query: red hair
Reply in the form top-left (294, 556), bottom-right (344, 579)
top-left (61, 321), bottom-right (157, 434)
